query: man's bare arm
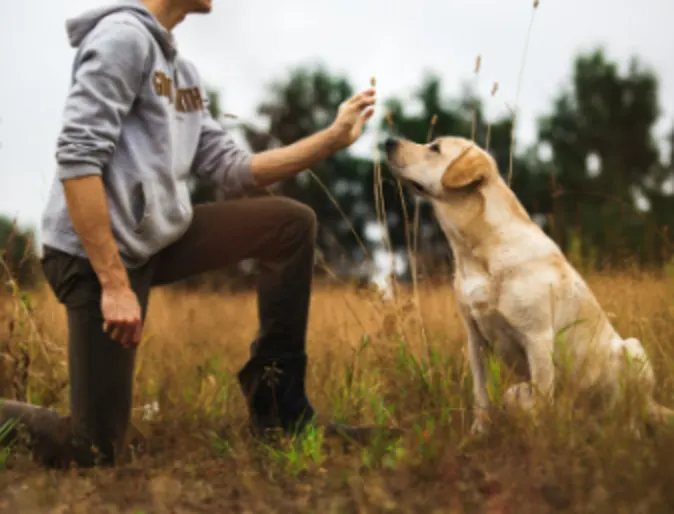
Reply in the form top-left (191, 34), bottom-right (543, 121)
top-left (192, 89), bottom-right (375, 194)
top-left (249, 126), bottom-right (342, 188)
top-left (248, 89), bottom-right (376, 188)
top-left (63, 176), bottom-right (142, 346)
top-left (52, 22), bottom-right (151, 347)
top-left (62, 176), bottom-right (129, 290)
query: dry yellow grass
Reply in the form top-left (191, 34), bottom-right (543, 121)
top-left (1, 269), bottom-right (674, 512)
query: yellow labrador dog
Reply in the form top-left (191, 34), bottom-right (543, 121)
top-left (384, 135), bottom-right (673, 435)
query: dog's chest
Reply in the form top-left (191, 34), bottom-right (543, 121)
top-left (456, 272), bottom-right (504, 340)
top-left (456, 272), bottom-right (495, 319)
top-left (456, 272), bottom-right (528, 374)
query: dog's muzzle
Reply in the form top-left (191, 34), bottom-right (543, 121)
top-left (399, 177), bottom-right (427, 196)
top-left (384, 137), bottom-right (400, 154)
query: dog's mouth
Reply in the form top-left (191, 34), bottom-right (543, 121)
top-left (385, 158), bottom-right (429, 197)
top-left (398, 177), bottom-right (427, 196)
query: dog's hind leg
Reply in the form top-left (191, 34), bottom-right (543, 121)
top-left (505, 329), bottom-right (556, 414)
top-left (527, 330), bottom-right (556, 403)
top-left (613, 337), bottom-right (673, 431)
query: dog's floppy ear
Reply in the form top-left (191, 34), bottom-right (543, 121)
top-left (441, 146), bottom-right (490, 190)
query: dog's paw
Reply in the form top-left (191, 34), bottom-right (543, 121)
top-left (503, 383), bottom-right (536, 413)
top-left (470, 411), bottom-right (491, 436)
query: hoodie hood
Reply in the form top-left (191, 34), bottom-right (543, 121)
top-left (65, 0), bottom-right (176, 59)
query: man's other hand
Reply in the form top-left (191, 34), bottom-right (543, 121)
top-left (101, 286), bottom-right (143, 348)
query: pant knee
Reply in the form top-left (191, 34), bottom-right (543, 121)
top-left (279, 198), bottom-right (317, 244)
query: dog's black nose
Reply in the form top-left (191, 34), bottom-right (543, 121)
top-left (384, 137), bottom-right (399, 153)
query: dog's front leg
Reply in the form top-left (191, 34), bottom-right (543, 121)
top-left (462, 313), bottom-right (491, 435)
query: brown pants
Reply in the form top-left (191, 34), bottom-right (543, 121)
top-left (41, 197), bottom-right (317, 465)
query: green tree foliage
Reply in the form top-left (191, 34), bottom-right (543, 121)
top-left (181, 49), bottom-right (672, 281)
top-left (538, 48), bottom-right (673, 267)
top-left (7, 49), bottom-right (664, 290)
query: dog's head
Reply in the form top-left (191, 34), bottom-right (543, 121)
top-left (384, 135), bottom-right (531, 248)
top-left (383, 135), bottom-right (496, 200)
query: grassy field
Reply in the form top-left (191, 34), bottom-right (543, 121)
top-left (1, 269), bottom-right (674, 513)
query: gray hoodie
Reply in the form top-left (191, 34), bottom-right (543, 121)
top-left (41, 0), bottom-right (255, 268)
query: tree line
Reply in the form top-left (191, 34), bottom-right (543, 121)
top-left (195, 47), bottom-right (674, 282)
top-left (2, 48), bottom-right (673, 288)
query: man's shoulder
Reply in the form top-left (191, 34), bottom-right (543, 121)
top-left (82, 13), bottom-right (154, 52)
top-left (96, 11), bottom-right (151, 32)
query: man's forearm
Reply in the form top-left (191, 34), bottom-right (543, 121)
top-left (62, 176), bottom-right (130, 290)
top-left (249, 125), bottom-right (342, 187)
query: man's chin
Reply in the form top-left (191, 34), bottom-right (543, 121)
top-left (192, 0), bottom-right (212, 13)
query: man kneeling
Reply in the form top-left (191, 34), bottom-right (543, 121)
top-left (39, 0), bottom-right (378, 467)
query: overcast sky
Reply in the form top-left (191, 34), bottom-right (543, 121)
top-left (1, 0), bottom-right (673, 242)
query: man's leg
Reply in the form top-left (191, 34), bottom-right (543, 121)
top-left (152, 196), bottom-right (318, 434)
top-left (41, 247), bottom-right (155, 466)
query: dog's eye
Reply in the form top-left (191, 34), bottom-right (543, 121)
top-left (429, 143), bottom-right (441, 153)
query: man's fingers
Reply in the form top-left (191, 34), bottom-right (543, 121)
top-left (108, 322), bottom-right (123, 342)
top-left (361, 107), bottom-right (375, 122)
top-left (353, 108), bottom-right (375, 135)
top-left (117, 321), bottom-right (130, 347)
top-left (347, 96), bottom-right (375, 117)
top-left (123, 322), bottom-right (138, 348)
top-left (348, 88), bottom-right (376, 105)
top-left (357, 96), bottom-right (376, 109)
top-left (122, 316), bottom-right (142, 347)
top-left (104, 317), bottom-right (141, 347)
top-left (117, 319), bottom-right (136, 348)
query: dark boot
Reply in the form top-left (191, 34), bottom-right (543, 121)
top-left (234, 200), bottom-right (403, 443)
top-left (237, 353), bottom-right (405, 444)
top-left (237, 353), bottom-right (316, 436)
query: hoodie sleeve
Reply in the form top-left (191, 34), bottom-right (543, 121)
top-left (55, 22), bottom-right (151, 180)
top-left (190, 92), bottom-right (258, 197)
